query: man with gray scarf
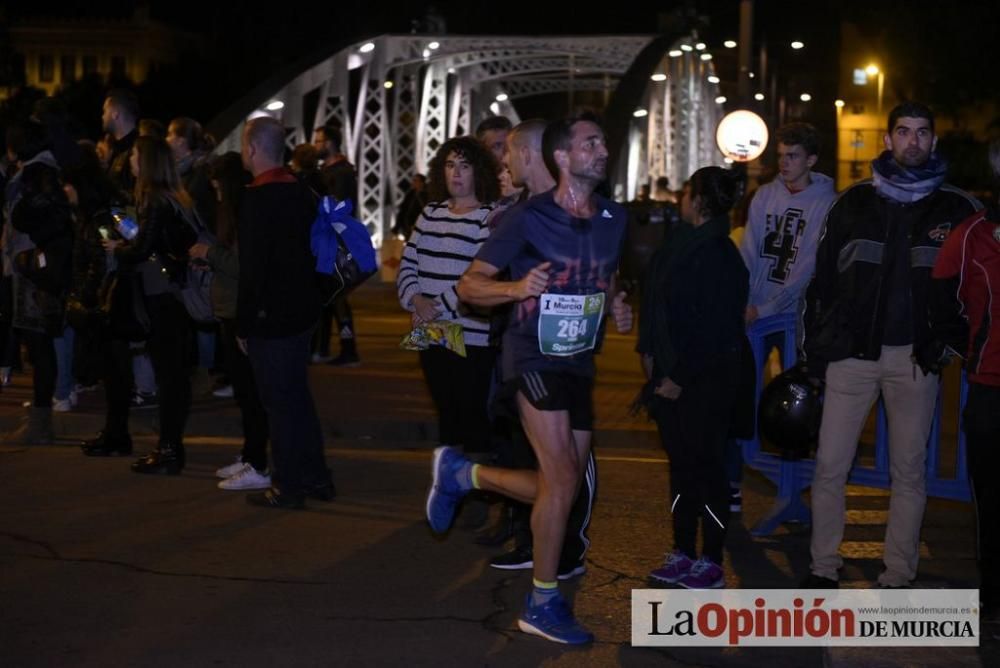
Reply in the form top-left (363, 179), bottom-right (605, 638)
top-left (800, 102), bottom-right (981, 589)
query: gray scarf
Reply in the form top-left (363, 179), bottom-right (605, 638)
top-left (871, 150), bottom-right (947, 204)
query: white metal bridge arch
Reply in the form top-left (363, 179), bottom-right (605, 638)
top-left (214, 33), bottom-right (725, 245)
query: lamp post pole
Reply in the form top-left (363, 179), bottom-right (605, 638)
top-left (738, 0), bottom-right (753, 106)
top-left (877, 70), bottom-right (884, 118)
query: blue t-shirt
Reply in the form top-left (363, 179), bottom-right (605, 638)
top-left (476, 189), bottom-right (627, 378)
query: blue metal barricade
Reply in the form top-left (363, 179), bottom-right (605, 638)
top-left (738, 314), bottom-right (970, 537)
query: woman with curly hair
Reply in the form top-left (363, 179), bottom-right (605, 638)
top-left (397, 135), bottom-right (500, 464)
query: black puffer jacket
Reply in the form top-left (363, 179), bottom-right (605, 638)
top-left (10, 161), bottom-right (74, 296)
top-left (803, 179), bottom-right (981, 373)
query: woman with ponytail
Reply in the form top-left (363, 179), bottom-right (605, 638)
top-left (638, 166), bottom-right (749, 590)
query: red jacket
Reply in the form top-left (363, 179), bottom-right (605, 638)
top-left (932, 211), bottom-right (1000, 386)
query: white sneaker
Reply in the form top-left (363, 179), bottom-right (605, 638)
top-left (218, 464), bottom-right (272, 491)
top-left (215, 457), bottom-right (246, 479)
top-left (212, 385), bottom-right (234, 398)
top-left (52, 397), bottom-right (73, 413)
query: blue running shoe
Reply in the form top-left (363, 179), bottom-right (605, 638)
top-left (517, 593), bottom-right (594, 644)
top-left (426, 446), bottom-right (471, 533)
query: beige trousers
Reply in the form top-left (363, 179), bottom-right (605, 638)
top-left (809, 345), bottom-right (939, 586)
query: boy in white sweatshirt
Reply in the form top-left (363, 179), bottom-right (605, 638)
top-left (731, 123), bottom-right (837, 511)
top-left (740, 122), bottom-right (837, 327)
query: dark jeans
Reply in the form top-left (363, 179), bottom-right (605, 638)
top-left (312, 296), bottom-right (356, 356)
top-left (221, 318), bottom-right (269, 472)
top-left (103, 294), bottom-right (191, 444)
top-left (22, 330), bottom-right (55, 408)
top-left (146, 294), bottom-right (192, 445)
top-left (419, 345), bottom-right (496, 454)
top-left (654, 358), bottom-right (738, 564)
top-left (248, 326), bottom-right (330, 496)
top-left (73, 317), bottom-right (104, 387)
top-left (333, 295), bottom-right (354, 334)
top-left (964, 382), bottom-right (1000, 606)
top-left (102, 337), bottom-right (134, 438)
top-left (1, 323), bottom-right (20, 369)
top-left (313, 303), bottom-right (334, 357)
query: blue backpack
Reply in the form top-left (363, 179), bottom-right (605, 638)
top-left (310, 196), bottom-right (377, 304)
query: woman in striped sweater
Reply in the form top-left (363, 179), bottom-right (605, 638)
top-left (397, 136), bottom-right (501, 462)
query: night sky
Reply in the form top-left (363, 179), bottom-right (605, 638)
top-left (5, 1), bottom-right (1000, 145)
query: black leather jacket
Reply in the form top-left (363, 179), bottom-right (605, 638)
top-left (115, 196), bottom-right (197, 285)
top-left (803, 179), bottom-right (980, 374)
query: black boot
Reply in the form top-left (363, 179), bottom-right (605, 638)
top-left (327, 336), bottom-right (360, 367)
top-left (131, 443), bottom-right (184, 475)
top-left (82, 431), bottom-right (133, 457)
top-left (305, 481), bottom-right (337, 502)
top-left (2, 407), bottom-right (55, 445)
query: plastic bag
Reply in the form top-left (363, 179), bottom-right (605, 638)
top-left (399, 320), bottom-right (467, 358)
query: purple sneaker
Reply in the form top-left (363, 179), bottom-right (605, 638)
top-left (678, 556), bottom-right (725, 589)
top-left (649, 550), bottom-right (694, 584)
top-left (426, 446), bottom-right (471, 533)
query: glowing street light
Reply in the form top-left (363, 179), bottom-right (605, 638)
top-left (715, 96), bottom-right (728, 104)
top-left (791, 41), bottom-right (805, 50)
top-left (495, 93), bottom-right (509, 102)
top-left (700, 53), bottom-right (713, 61)
top-left (834, 99), bottom-right (845, 108)
top-left (724, 40), bottom-right (737, 49)
top-left (265, 100), bottom-right (284, 111)
top-left (359, 42), bottom-right (375, 53)
top-left (800, 93), bottom-right (812, 102)
top-left (716, 110), bottom-right (769, 162)
top-left (707, 75), bottom-right (720, 84)
top-left (668, 49), bottom-right (683, 58)
top-left (633, 108), bottom-right (648, 118)
top-left (650, 73), bottom-right (667, 82)
top-left (754, 93), bottom-right (765, 101)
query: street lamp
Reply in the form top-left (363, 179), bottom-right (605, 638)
top-left (716, 110), bottom-right (769, 162)
top-left (866, 64), bottom-right (884, 117)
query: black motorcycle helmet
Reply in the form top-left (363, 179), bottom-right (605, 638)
top-left (757, 365), bottom-right (823, 460)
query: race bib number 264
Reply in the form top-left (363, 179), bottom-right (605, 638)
top-left (537, 292), bottom-right (605, 357)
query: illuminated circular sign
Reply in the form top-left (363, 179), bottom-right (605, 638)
top-left (715, 110), bottom-right (769, 162)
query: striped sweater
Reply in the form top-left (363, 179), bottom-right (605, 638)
top-left (397, 201), bottom-right (494, 347)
